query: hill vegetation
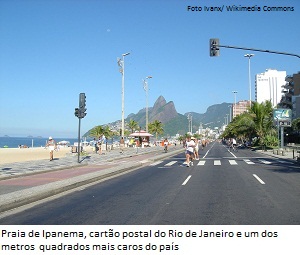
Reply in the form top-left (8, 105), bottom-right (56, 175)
top-left (85, 96), bottom-right (231, 137)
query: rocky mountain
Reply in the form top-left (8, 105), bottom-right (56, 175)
top-left (126, 96), bottom-right (179, 126)
top-left (185, 102), bottom-right (232, 130)
top-left (85, 96), bottom-right (231, 137)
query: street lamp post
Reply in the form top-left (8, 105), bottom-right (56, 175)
top-left (117, 52), bottom-right (130, 138)
top-left (232, 91), bottom-right (238, 119)
top-left (187, 113), bottom-right (192, 133)
top-left (244, 54), bottom-right (254, 107)
top-left (143, 76), bottom-right (152, 133)
top-left (228, 105), bottom-right (232, 122)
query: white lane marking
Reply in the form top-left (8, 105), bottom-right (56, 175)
top-left (229, 151), bottom-right (237, 158)
top-left (203, 150), bottom-right (209, 158)
top-left (259, 159), bottom-right (272, 165)
top-left (214, 160), bottom-right (221, 165)
top-left (253, 174), bottom-right (265, 184)
top-left (229, 160), bottom-right (238, 165)
top-left (165, 161), bottom-right (177, 166)
top-left (150, 161), bottom-right (163, 166)
top-left (198, 161), bottom-right (206, 166)
top-left (182, 175), bottom-right (192, 185)
top-left (244, 159), bottom-right (255, 165)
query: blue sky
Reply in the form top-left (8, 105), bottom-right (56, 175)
top-left (0, 0), bottom-right (299, 138)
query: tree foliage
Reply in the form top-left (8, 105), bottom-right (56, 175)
top-left (89, 125), bottom-right (113, 139)
top-left (148, 120), bottom-right (164, 140)
top-left (222, 101), bottom-right (278, 147)
top-left (127, 119), bottom-right (139, 134)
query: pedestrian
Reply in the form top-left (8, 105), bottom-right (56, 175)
top-left (93, 138), bottom-right (98, 153)
top-left (163, 138), bottom-right (168, 153)
top-left (45, 136), bottom-right (56, 161)
top-left (98, 136), bottom-right (102, 155)
top-left (120, 137), bottom-right (125, 153)
top-left (184, 136), bottom-right (195, 167)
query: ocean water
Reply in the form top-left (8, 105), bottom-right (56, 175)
top-left (0, 137), bottom-right (79, 148)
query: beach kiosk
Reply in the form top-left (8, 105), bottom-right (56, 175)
top-left (128, 130), bottom-right (153, 147)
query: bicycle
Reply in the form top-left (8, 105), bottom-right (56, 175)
top-left (230, 144), bottom-right (238, 152)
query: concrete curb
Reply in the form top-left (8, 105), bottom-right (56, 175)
top-left (257, 150), bottom-right (297, 162)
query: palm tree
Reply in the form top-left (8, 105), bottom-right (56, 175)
top-left (127, 119), bottom-right (139, 134)
top-left (148, 120), bottom-right (164, 140)
top-left (222, 100), bottom-right (276, 147)
top-left (102, 125), bottom-right (113, 139)
top-left (89, 125), bottom-right (105, 138)
top-left (249, 100), bottom-right (274, 146)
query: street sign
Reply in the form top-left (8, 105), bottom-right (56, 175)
top-left (279, 120), bottom-right (291, 127)
top-left (273, 108), bottom-right (292, 127)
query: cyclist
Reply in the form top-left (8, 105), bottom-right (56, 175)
top-left (231, 138), bottom-right (237, 151)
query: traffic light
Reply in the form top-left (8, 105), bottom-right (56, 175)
top-left (79, 93), bottom-right (86, 109)
top-left (78, 93), bottom-right (87, 118)
top-left (74, 108), bottom-right (80, 118)
top-left (210, 38), bottom-right (220, 57)
top-left (81, 110), bottom-right (87, 118)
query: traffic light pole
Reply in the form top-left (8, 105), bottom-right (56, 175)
top-left (212, 41), bottom-right (300, 58)
top-left (77, 117), bottom-right (81, 163)
top-left (74, 93), bottom-right (87, 163)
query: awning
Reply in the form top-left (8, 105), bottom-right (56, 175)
top-left (129, 130), bottom-right (153, 137)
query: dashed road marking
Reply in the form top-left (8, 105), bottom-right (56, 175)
top-left (229, 160), bottom-right (238, 165)
top-left (182, 175), bottom-right (192, 185)
top-left (253, 174), bottom-right (265, 184)
top-left (244, 159), bottom-right (255, 165)
top-left (214, 160), bottom-right (221, 165)
top-left (165, 161), bottom-right (177, 166)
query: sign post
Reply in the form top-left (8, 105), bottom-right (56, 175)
top-left (273, 109), bottom-right (291, 148)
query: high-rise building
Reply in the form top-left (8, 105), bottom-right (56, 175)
top-left (232, 100), bottom-right (250, 119)
top-left (280, 72), bottom-right (300, 118)
top-left (255, 69), bottom-right (287, 107)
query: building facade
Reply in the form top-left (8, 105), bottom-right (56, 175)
top-left (255, 69), bottom-right (287, 108)
top-left (279, 72), bottom-right (300, 118)
top-left (232, 100), bottom-right (251, 119)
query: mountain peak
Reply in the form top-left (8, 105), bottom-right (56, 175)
top-left (152, 95), bottom-right (167, 110)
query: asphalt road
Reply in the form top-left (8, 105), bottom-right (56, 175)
top-left (1, 141), bottom-right (300, 225)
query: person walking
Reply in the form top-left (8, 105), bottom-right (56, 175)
top-left (184, 136), bottom-right (195, 167)
top-left (163, 138), bottom-right (169, 153)
top-left (194, 137), bottom-right (199, 160)
top-left (93, 138), bottom-right (98, 153)
top-left (120, 137), bottom-right (125, 154)
top-left (46, 136), bottom-right (56, 161)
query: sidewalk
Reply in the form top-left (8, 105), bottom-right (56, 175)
top-left (257, 148), bottom-right (299, 161)
top-left (0, 146), bottom-right (183, 213)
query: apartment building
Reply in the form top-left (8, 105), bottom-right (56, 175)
top-left (279, 72), bottom-right (300, 118)
top-left (232, 100), bottom-right (251, 119)
top-left (255, 69), bottom-right (287, 108)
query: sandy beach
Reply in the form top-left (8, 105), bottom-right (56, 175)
top-left (0, 146), bottom-right (93, 164)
